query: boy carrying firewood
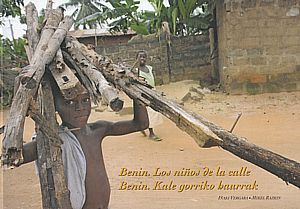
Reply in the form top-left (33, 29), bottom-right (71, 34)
top-left (18, 72), bottom-right (149, 209)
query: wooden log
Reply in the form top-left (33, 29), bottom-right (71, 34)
top-left (24, 5), bottom-right (56, 208)
top-left (29, 8), bottom-right (64, 68)
top-left (35, 131), bottom-right (54, 209)
top-left (189, 111), bottom-right (300, 188)
top-left (64, 37), bottom-right (149, 87)
top-left (27, 16), bottom-right (74, 88)
top-left (64, 37), bottom-right (124, 111)
top-left (51, 49), bottom-right (86, 100)
top-left (62, 50), bottom-right (100, 103)
top-left (33, 76), bottom-right (72, 209)
top-left (0, 126), bottom-right (4, 135)
top-left (3, 9), bottom-right (64, 161)
top-left (2, 14), bottom-right (73, 166)
top-left (45, 0), bottom-right (54, 19)
top-left (25, 2), bottom-right (39, 60)
top-left (34, 87), bottom-right (56, 209)
top-left (78, 47), bottom-right (300, 189)
top-left (22, 4), bottom-right (72, 208)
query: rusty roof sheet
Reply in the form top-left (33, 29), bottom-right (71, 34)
top-left (68, 29), bottom-right (136, 38)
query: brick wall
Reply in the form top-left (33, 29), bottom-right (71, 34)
top-left (169, 35), bottom-right (212, 83)
top-left (95, 33), bottom-right (211, 85)
top-left (216, 0), bottom-right (300, 94)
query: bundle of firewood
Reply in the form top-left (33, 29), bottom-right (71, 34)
top-left (1, 3), bottom-right (300, 208)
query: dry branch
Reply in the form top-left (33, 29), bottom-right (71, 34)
top-left (25, 2), bottom-right (39, 60)
top-left (23, 3), bottom-right (72, 208)
top-left (33, 77), bottom-right (72, 209)
top-left (34, 88), bottom-right (58, 209)
top-left (76, 43), bottom-right (300, 188)
top-left (62, 51), bottom-right (99, 103)
top-left (45, 0), bottom-right (54, 19)
top-left (51, 49), bottom-right (86, 100)
top-left (64, 37), bottom-right (124, 111)
top-left (2, 12), bottom-right (73, 166)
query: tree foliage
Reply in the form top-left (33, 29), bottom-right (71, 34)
top-left (144, 0), bottom-right (214, 36)
top-left (107, 0), bottom-right (213, 36)
top-left (62, 0), bottom-right (214, 35)
top-left (61, 0), bottom-right (106, 29)
top-left (0, 36), bottom-right (28, 68)
top-left (105, 0), bottom-right (149, 34)
top-left (0, 36), bottom-right (27, 107)
top-left (174, 0), bottom-right (214, 35)
top-left (0, 0), bottom-right (24, 19)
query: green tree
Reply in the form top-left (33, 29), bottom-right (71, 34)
top-left (141, 0), bottom-right (170, 34)
top-left (172, 0), bottom-right (213, 36)
top-left (79, 0), bottom-right (149, 35)
top-left (61, 0), bottom-right (106, 29)
top-left (0, 35), bottom-right (28, 107)
top-left (0, 36), bottom-right (28, 67)
top-left (0, 0), bottom-right (24, 24)
top-left (104, 0), bottom-right (149, 35)
top-left (65, 0), bottom-right (214, 36)
top-left (138, 0), bottom-right (213, 36)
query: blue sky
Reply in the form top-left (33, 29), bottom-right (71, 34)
top-left (1, 0), bottom-right (162, 39)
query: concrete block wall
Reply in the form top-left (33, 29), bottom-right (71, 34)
top-left (169, 35), bottom-right (212, 82)
top-left (95, 33), bottom-right (211, 85)
top-left (216, 0), bottom-right (300, 94)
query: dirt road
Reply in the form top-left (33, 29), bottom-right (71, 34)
top-left (1, 80), bottom-right (300, 209)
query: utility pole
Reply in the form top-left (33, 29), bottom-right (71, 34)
top-left (8, 19), bottom-right (16, 48)
top-left (8, 19), bottom-right (15, 40)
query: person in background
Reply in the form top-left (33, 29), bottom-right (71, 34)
top-left (136, 50), bottom-right (163, 141)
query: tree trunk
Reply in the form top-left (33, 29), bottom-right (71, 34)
top-left (78, 46), bottom-right (300, 189)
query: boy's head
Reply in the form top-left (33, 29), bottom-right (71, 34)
top-left (52, 79), bottom-right (91, 129)
top-left (136, 50), bottom-right (147, 66)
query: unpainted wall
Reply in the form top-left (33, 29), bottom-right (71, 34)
top-left (216, 0), bottom-right (300, 94)
top-left (95, 33), bottom-right (212, 85)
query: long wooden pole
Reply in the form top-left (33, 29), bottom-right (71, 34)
top-left (36, 76), bottom-right (72, 208)
top-left (72, 42), bottom-right (300, 188)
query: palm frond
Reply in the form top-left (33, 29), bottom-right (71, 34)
top-left (76, 12), bottom-right (102, 25)
top-left (60, 1), bottom-right (80, 8)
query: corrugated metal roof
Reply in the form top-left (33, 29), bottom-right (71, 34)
top-left (68, 29), bottom-right (136, 38)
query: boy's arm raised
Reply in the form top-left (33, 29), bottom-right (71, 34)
top-left (95, 100), bottom-right (149, 137)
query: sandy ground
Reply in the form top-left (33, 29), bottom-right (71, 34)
top-left (1, 80), bottom-right (300, 209)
